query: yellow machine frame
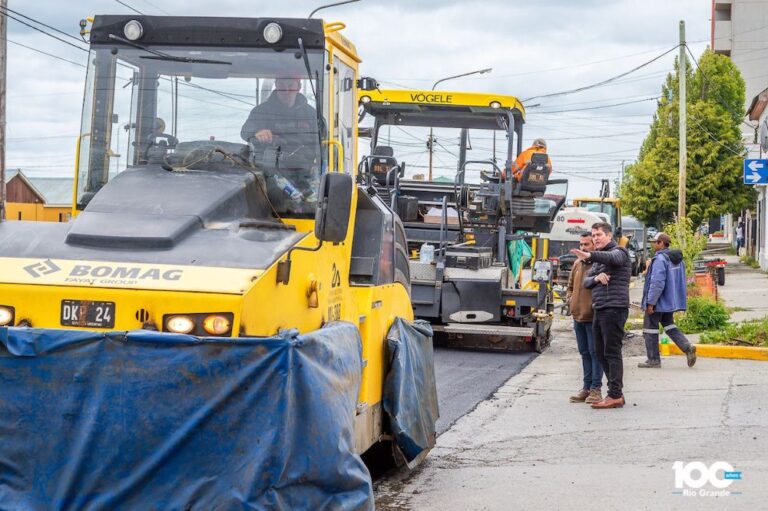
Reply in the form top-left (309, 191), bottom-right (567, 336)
top-left (2, 19), bottom-right (412, 454)
top-left (361, 88), bottom-right (526, 117)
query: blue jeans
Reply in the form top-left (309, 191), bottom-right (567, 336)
top-left (574, 320), bottom-right (603, 390)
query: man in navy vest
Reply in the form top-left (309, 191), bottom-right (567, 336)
top-left (639, 232), bottom-right (697, 368)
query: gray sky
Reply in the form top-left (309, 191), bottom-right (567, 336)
top-left (4, 0), bottom-right (713, 198)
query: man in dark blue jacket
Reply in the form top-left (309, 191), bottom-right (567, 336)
top-left (639, 233), bottom-right (697, 368)
top-left (571, 222), bottom-right (631, 409)
top-left (240, 77), bottom-right (322, 206)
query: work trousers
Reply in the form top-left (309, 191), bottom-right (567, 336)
top-left (592, 307), bottom-right (628, 399)
top-left (642, 311), bottom-right (692, 361)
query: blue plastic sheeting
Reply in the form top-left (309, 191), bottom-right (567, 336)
top-left (382, 319), bottom-right (439, 463)
top-left (0, 323), bottom-right (374, 511)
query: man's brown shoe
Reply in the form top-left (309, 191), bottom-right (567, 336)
top-left (591, 395), bottom-right (625, 409)
top-left (585, 388), bottom-right (602, 404)
top-left (569, 389), bottom-right (590, 403)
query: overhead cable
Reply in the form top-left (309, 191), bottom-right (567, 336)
top-left (8, 39), bottom-right (86, 68)
top-left (0, 10), bottom-right (88, 52)
top-left (536, 96), bottom-right (659, 114)
top-left (684, 44), bottom-right (753, 129)
top-left (521, 45), bottom-right (680, 102)
top-left (114, 0), bottom-right (146, 15)
top-left (0, 5), bottom-right (84, 44)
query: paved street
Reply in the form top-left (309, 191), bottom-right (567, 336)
top-left (375, 259), bottom-right (768, 510)
top-left (376, 320), bottom-right (767, 510)
top-left (432, 347), bottom-right (537, 435)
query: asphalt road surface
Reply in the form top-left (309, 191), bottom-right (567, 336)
top-left (433, 347), bottom-right (537, 434)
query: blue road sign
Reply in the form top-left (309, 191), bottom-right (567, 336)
top-left (744, 159), bottom-right (768, 184)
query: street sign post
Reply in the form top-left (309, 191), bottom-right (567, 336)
top-left (744, 159), bottom-right (768, 184)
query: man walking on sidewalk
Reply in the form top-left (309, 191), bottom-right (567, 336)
top-left (571, 222), bottom-right (631, 409)
top-left (639, 232), bottom-right (697, 368)
top-left (567, 233), bottom-right (603, 404)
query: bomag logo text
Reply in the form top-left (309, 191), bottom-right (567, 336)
top-left (68, 265), bottom-right (183, 281)
top-left (410, 93), bottom-right (454, 104)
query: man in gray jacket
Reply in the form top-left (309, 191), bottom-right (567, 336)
top-left (571, 222), bottom-right (631, 409)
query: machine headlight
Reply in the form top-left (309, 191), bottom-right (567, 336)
top-left (165, 315), bottom-right (195, 334)
top-left (360, 95), bottom-right (371, 104)
top-left (203, 314), bottom-right (232, 336)
top-left (489, 101), bottom-right (501, 109)
top-left (0, 306), bottom-right (14, 326)
top-left (123, 20), bottom-right (144, 41)
top-left (263, 22), bottom-right (283, 44)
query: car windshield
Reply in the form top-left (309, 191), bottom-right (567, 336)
top-left (583, 202), bottom-right (618, 226)
top-left (76, 45), bottom-right (325, 216)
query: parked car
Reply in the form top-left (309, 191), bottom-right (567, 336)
top-left (626, 236), bottom-right (645, 276)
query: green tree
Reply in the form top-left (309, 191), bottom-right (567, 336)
top-left (621, 50), bottom-right (755, 228)
top-left (663, 216), bottom-right (707, 277)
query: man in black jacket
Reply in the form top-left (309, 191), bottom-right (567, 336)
top-left (571, 222), bottom-right (631, 409)
top-left (240, 77), bottom-right (321, 198)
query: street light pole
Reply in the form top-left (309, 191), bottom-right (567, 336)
top-left (428, 67), bottom-right (492, 180)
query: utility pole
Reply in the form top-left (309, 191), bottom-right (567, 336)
top-left (678, 20), bottom-right (687, 220)
top-left (0, 0), bottom-right (6, 222)
top-left (620, 160), bottom-right (625, 185)
top-left (427, 133), bottom-right (434, 181)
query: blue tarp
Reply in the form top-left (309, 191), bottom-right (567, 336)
top-left (382, 319), bottom-right (439, 464)
top-left (0, 322), bottom-right (374, 511)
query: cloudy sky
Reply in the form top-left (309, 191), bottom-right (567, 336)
top-left (4, 0), bottom-right (713, 197)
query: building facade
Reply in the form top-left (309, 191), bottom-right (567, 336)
top-left (3, 170), bottom-right (72, 222)
top-left (712, 0), bottom-right (768, 268)
top-left (747, 89), bottom-right (768, 269)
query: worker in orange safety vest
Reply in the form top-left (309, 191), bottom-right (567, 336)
top-left (513, 138), bottom-right (552, 181)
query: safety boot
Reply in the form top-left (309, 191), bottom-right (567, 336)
top-left (569, 389), bottom-right (590, 403)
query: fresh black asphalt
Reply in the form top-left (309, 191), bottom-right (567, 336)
top-left (433, 347), bottom-right (537, 435)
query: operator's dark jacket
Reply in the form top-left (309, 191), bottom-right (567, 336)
top-left (240, 92), bottom-right (319, 164)
top-left (583, 240), bottom-right (631, 310)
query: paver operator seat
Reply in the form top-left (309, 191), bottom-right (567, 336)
top-left (514, 152), bottom-right (550, 197)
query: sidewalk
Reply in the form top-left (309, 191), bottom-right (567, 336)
top-left (376, 318), bottom-right (768, 510)
top-left (717, 254), bottom-right (768, 322)
top-left (628, 253), bottom-right (768, 339)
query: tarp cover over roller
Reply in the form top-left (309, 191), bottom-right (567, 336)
top-left (383, 319), bottom-right (439, 463)
top-left (0, 323), bottom-right (374, 511)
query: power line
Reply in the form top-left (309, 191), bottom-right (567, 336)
top-left (0, 5), bottom-right (84, 44)
top-left (134, 0), bottom-right (172, 15)
top-left (536, 96), bottom-right (659, 114)
top-left (540, 131), bottom-right (648, 141)
top-left (0, 10), bottom-right (87, 53)
top-left (522, 45), bottom-right (680, 102)
top-left (114, 0), bottom-right (146, 15)
top-left (684, 44), bottom-right (753, 129)
top-left (529, 92), bottom-right (661, 110)
top-left (8, 39), bottom-right (85, 68)
top-left (688, 115), bottom-right (743, 156)
top-left (552, 150), bottom-right (638, 158)
top-left (379, 44), bottom-right (686, 83)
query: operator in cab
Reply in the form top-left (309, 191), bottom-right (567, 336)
top-left (240, 75), bottom-right (322, 211)
top-left (513, 138), bottom-right (553, 181)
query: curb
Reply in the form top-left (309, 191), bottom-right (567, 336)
top-left (660, 342), bottom-right (768, 361)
